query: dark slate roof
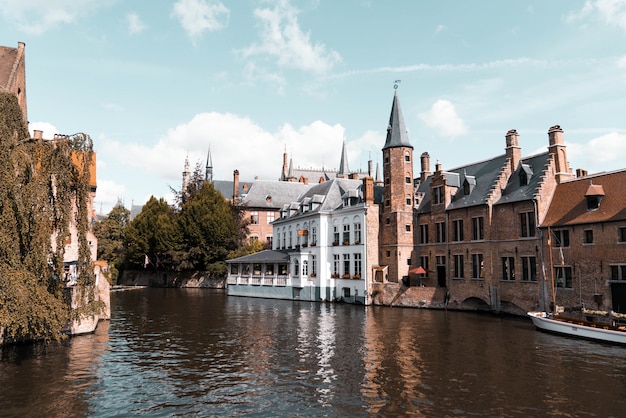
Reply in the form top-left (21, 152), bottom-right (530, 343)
top-left (416, 151), bottom-right (550, 213)
top-left (497, 152), bottom-right (551, 205)
top-left (382, 90), bottom-right (413, 150)
top-left (542, 169), bottom-right (626, 227)
top-left (227, 249), bottom-right (291, 264)
top-left (213, 180), bottom-right (253, 200)
top-left (239, 180), bottom-right (311, 209)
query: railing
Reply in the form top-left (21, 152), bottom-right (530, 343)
top-left (251, 276), bottom-right (262, 285)
top-left (276, 276), bottom-right (288, 286)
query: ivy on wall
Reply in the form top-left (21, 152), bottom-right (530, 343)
top-left (0, 92), bottom-right (102, 342)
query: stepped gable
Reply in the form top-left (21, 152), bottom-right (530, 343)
top-left (542, 169), bottom-right (626, 226)
top-left (497, 151), bottom-right (551, 205)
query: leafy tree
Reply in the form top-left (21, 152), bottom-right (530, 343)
top-left (177, 181), bottom-right (243, 271)
top-left (93, 202), bottom-right (130, 282)
top-left (125, 196), bottom-right (179, 270)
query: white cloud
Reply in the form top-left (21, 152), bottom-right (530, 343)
top-left (567, 131), bottom-right (626, 173)
top-left (97, 112), bottom-right (381, 211)
top-left (567, 0), bottom-right (626, 31)
top-left (0, 0), bottom-right (107, 34)
top-left (240, 0), bottom-right (342, 75)
top-left (94, 179), bottom-right (126, 214)
top-left (29, 121), bottom-right (58, 138)
top-left (418, 100), bottom-right (468, 138)
top-left (171, 0), bottom-right (229, 42)
top-left (127, 12), bottom-right (146, 35)
top-left (434, 24), bottom-right (447, 36)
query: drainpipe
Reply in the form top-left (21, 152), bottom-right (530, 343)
top-left (533, 197), bottom-right (547, 312)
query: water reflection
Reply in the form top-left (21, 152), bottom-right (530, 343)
top-left (1, 289), bottom-right (625, 417)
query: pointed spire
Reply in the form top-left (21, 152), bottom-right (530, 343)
top-left (383, 90), bottom-right (413, 150)
top-left (338, 141), bottom-right (350, 177)
top-left (205, 145), bottom-right (213, 182)
top-left (375, 162), bottom-right (382, 186)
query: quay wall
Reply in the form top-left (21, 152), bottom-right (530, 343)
top-left (120, 270), bottom-right (226, 289)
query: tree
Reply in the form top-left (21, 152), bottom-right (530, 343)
top-left (177, 181), bottom-right (243, 272)
top-left (124, 196), bottom-right (179, 270)
top-left (93, 202), bottom-right (130, 282)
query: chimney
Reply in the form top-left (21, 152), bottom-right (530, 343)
top-left (349, 173), bottom-right (359, 180)
top-left (233, 169), bottom-right (239, 201)
top-left (548, 125), bottom-right (572, 183)
top-left (576, 168), bottom-right (588, 178)
top-left (435, 160), bottom-right (442, 173)
top-left (33, 129), bottom-right (43, 139)
top-left (420, 152), bottom-right (431, 182)
top-left (363, 177), bottom-right (374, 205)
top-left (368, 159), bottom-right (373, 177)
top-left (505, 129), bottom-right (521, 172)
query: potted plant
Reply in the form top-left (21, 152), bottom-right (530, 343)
top-left (353, 274), bottom-right (361, 279)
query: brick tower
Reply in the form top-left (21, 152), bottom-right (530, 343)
top-left (380, 89), bottom-right (415, 283)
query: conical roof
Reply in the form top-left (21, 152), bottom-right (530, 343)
top-left (338, 141), bottom-right (350, 177)
top-left (382, 90), bottom-right (413, 150)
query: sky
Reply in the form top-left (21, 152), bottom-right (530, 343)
top-left (1, 0), bottom-right (626, 214)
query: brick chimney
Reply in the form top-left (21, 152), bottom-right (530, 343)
top-left (420, 152), bottom-right (431, 182)
top-left (548, 125), bottom-right (572, 183)
top-left (363, 177), bottom-right (374, 205)
top-left (33, 129), bottom-right (43, 139)
top-left (233, 169), bottom-right (239, 201)
top-left (505, 129), bottom-right (521, 172)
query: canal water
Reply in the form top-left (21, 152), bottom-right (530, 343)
top-left (1, 288), bottom-right (625, 417)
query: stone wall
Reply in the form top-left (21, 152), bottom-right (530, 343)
top-left (120, 270), bottom-right (226, 288)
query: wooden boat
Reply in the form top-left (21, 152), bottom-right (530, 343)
top-left (527, 311), bottom-right (626, 345)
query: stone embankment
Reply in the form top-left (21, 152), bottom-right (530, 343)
top-left (120, 270), bottom-right (226, 289)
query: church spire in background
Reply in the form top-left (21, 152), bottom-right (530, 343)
top-left (205, 145), bottom-right (213, 182)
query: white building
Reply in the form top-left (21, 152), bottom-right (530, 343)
top-left (227, 177), bottom-right (381, 304)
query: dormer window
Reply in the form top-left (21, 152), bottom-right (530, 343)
top-left (463, 176), bottom-right (475, 195)
top-left (519, 164), bottom-right (533, 187)
top-left (433, 186), bottom-right (444, 205)
top-left (585, 182), bottom-right (605, 211)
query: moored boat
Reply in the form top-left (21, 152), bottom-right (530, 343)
top-left (527, 311), bottom-right (626, 345)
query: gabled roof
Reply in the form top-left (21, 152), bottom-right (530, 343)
top-left (239, 180), bottom-right (311, 209)
top-left (213, 180), bottom-right (253, 200)
top-left (382, 90), bottom-right (413, 150)
top-left (542, 169), bottom-right (626, 227)
top-left (416, 151), bottom-right (551, 213)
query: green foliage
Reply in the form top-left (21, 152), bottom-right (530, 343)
top-left (125, 196), bottom-right (180, 269)
top-left (94, 202), bottom-right (130, 282)
top-left (0, 92), bottom-right (98, 342)
top-left (227, 239), bottom-right (265, 259)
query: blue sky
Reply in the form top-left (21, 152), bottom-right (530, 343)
top-left (1, 0), bottom-right (625, 214)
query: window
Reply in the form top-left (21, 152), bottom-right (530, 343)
top-left (472, 254), bottom-right (484, 278)
top-left (436, 222), bottom-right (446, 243)
top-left (406, 198), bottom-right (412, 205)
top-left (354, 253), bottom-right (362, 278)
top-left (289, 230), bottom-right (293, 248)
top-left (610, 265), bottom-right (626, 280)
top-left (385, 199), bottom-right (390, 207)
top-left (521, 256), bottom-right (537, 281)
top-left (266, 236), bottom-right (273, 247)
top-left (587, 195), bottom-right (601, 210)
top-left (354, 223), bottom-right (361, 243)
top-left (333, 255), bottom-right (340, 276)
top-left (553, 230), bottom-right (570, 247)
top-left (343, 254), bottom-right (350, 277)
top-left (555, 266), bottom-right (572, 288)
top-left (406, 176), bottom-right (411, 184)
top-left (519, 170), bottom-right (528, 186)
top-left (293, 260), bottom-right (300, 276)
top-left (520, 212), bottom-right (535, 237)
top-left (472, 217), bottom-right (484, 241)
top-left (420, 256), bottom-right (429, 276)
top-left (267, 211), bottom-right (275, 223)
top-left (282, 231), bottom-right (286, 249)
top-left (502, 257), bottom-right (515, 281)
top-left (311, 226), bottom-right (317, 245)
top-left (230, 264), bottom-right (238, 275)
top-left (266, 263), bottom-right (274, 275)
top-left (620, 227), bottom-right (626, 243)
top-left (386, 217), bottom-right (390, 225)
top-left (385, 178), bottom-right (390, 185)
top-left (405, 224), bottom-right (411, 232)
top-left (405, 154), bottom-right (410, 162)
top-left (452, 219), bottom-right (463, 242)
top-left (311, 256), bottom-right (316, 275)
top-left (250, 211), bottom-right (259, 225)
top-left (279, 264), bottom-right (288, 275)
top-left (302, 260), bottom-right (308, 276)
top-left (453, 254), bottom-right (464, 278)
top-left (433, 186), bottom-right (444, 205)
top-left (419, 224), bottom-right (429, 244)
top-left (343, 224), bottom-right (350, 244)
top-left (584, 229), bottom-right (593, 244)
top-left (386, 250), bottom-right (391, 258)
top-left (333, 226), bottom-right (340, 244)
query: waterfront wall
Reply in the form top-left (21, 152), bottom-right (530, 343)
top-left (120, 270), bottom-right (226, 288)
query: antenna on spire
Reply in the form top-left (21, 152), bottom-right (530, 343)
top-left (394, 80), bottom-right (401, 89)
